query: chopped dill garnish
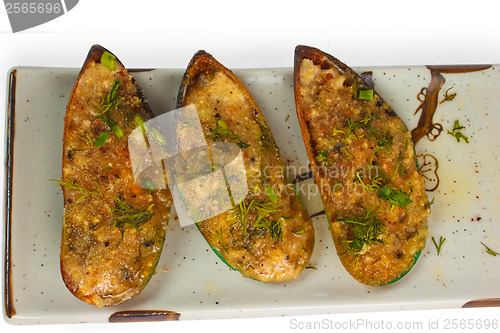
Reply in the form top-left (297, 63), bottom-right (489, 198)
top-left (481, 242), bottom-right (499, 257)
top-left (97, 80), bottom-right (124, 115)
top-left (338, 203), bottom-right (385, 255)
top-left (424, 197), bottom-right (435, 210)
top-left (209, 228), bottom-right (228, 253)
top-left (439, 87), bottom-right (457, 104)
top-left (432, 236), bottom-right (446, 255)
top-left (206, 119), bottom-right (250, 149)
top-left (112, 197), bottom-right (155, 246)
top-left (51, 179), bottom-right (103, 212)
top-left (256, 124), bottom-right (278, 151)
top-left (227, 186), bottom-right (285, 241)
top-left (341, 146), bottom-right (354, 159)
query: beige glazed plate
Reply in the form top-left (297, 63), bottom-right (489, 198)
top-left (4, 65), bottom-right (500, 324)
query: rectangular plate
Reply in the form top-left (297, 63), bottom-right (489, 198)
top-left (4, 65), bottom-right (500, 324)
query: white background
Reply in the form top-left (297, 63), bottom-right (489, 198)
top-left (1, 0), bottom-right (500, 332)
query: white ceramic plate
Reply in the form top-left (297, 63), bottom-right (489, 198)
top-left (4, 65), bottom-right (500, 324)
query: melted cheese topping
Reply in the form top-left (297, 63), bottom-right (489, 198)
top-left (182, 65), bottom-right (315, 282)
top-left (61, 56), bottom-right (172, 306)
top-left (298, 58), bottom-right (429, 285)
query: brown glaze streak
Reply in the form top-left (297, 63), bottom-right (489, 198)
top-left (310, 210), bottom-right (326, 219)
top-left (411, 65), bottom-right (491, 145)
top-left (109, 310), bottom-right (180, 322)
top-left (292, 170), bottom-right (315, 184)
top-left (462, 298), bottom-right (500, 308)
top-left (4, 70), bottom-right (17, 318)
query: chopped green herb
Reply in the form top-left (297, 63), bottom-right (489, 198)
top-left (79, 134), bottom-right (94, 145)
top-left (270, 218), bottom-right (283, 242)
top-left (354, 166), bottom-right (411, 210)
top-left (342, 112), bottom-right (394, 165)
top-left (424, 197), bottom-right (435, 210)
top-left (94, 132), bottom-right (109, 146)
top-left (341, 146), bottom-right (354, 159)
top-left (439, 87), bottom-right (457, 104)
top-left (91, 80), bottom-right (126, 144)
top-left (206, 119), bottom-right (250, 149)
top-left (100, 51), bottom-right (116, 71)
top-left (332, 183), bottom-right (343, 192)
top-left (134, 114), bottom-right (145, 127)
top-left (378, 186), bottom-right (413, 210)
top-left (144, 179), bottom-right (155, 191)
top-left (447, 120), bottom-right (469, 143)
top-left (256, 124), bottom-right (278, 151)
top-left (51, 179), bottom-right (103, 212)
top-left (265, 185), bottom-right (279, 203)
top-left (112, 197), bottom-right (155, 246)
top-left (305, 266), bottom-right (317, 270)
top-left (358, 89), bottom-right (374, 100)
top-left (481, 242), bottom-right (499, 256)
top-left (332, 128), bottom-right (344, 137)
top-left (338, 204), bottom-right (385, 254)
top-left (97, 80), bottom-right (124, 116)
top-left (229, 197), bottom-right (284, 241)
top-left (209, 228), bottom-right (228, 253)
top-left (293, 228), bottom-right (305, 235)
top-left (315, 150), bottom-right (330, 164)
top-left (112, 124), bottom-right (123, 139)
top-left (432, 236), bottom-right (446, 255)
top-left (101, 166), bottom-right (113, 174)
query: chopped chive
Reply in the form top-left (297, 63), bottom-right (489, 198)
top-left (206, 119), bottom-right (250, 149)
top-left (144, 179), bottom-right (155, 191)
top-left (135, 115), bottom-right (145, 127)
top-left (332, 183), bottom-right (343, 192)
top-left (112, 125), bottom-right (123, 139)
top-left (217, 119), bottom-right (229, 130)
top-left (359, 89), bottom-right (374, 100)
top-left (94, 132), bottom-right (109, 146)
top-left (101, 51), bottom-right (116, 71)
top-left (293, 228), bottom-right (305, 235)
top-left (265, 185), bottom-right (279, 203)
